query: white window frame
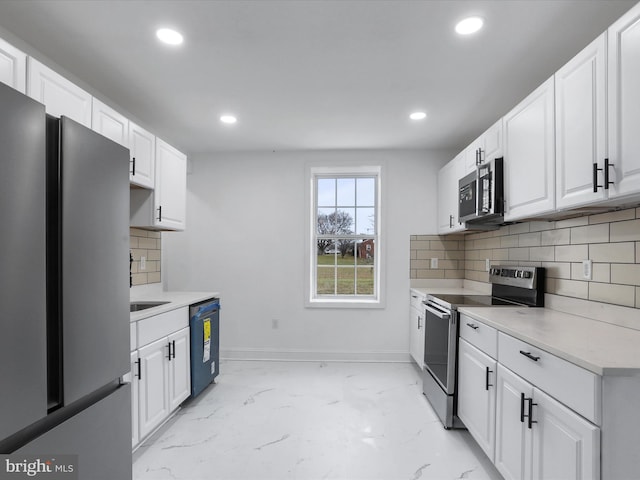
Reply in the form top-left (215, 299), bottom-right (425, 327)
top-left (305, 165), bottom-right (384, 308)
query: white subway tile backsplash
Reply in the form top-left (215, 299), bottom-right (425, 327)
top-left (555, 244), bottom-right (589, 262)
top-left (130, 228), bottom-right (161, 286)
top-left (570, 224), bottom-right (609, 244)
top-left (588, 209), bottom-right (636, 224)
top-left (589, 282), bottom-right (635, 308)
top-left (610, 219), bottom-right (640, 242)
top-left (410, 207), bottom-right (639, 309)
top-left (611, 264), bottom-right (640, 286)
top-left (590, 242), bottom-right (635, 263)
top-left (541, 229), bottom-right (570, 246)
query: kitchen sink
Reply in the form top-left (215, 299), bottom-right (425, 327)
top-left (130, 301), bottom-right (169, 312)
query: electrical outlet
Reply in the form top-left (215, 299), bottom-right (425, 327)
top-left (140, 256), bottom-right (146, 271)
top-left (430, 258), bottom-right (438, 269)
top-left (486, 259), bottom-right (491, 272)
top-left (582, 259), bottom-right (592, 280)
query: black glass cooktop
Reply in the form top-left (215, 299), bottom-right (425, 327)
top-left (429, 294), bottom-right (522, 308)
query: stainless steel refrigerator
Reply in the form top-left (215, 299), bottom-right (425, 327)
top-left (0, 81), bottom-right (132, 479)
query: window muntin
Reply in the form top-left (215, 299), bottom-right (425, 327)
top-left (312, 174), bottom-right (379, 301)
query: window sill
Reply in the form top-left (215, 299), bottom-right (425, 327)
top-left (306, 297), bottom-right (385, 309)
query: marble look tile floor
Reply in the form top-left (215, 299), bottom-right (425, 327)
top-left (133, 361), bottom-right (502, 480)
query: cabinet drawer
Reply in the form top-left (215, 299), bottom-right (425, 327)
top-left (137, 306), bottom-right (189, 348)
top-left (410, 290), bottom-right (425, 311)
top-left (460, 314), bottom-right (497, 358)
top-left (498, 333), bottom-right (601, 425)
top-left (130, 323), bottom-right (137, 351)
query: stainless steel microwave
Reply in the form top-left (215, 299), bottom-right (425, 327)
top-left (458, 157), bottom-right (504, 224)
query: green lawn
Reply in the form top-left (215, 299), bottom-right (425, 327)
top-left (316, 255), bottom-right (374, 295)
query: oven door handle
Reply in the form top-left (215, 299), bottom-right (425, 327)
top-left (425, 304), bottom-right (451, 320)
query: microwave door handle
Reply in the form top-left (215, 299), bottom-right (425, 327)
top-left (425, 304), bottom-right (451, 320)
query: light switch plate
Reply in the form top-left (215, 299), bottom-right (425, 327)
top-left (582, 259), bottom-right (592, 280)
top-left (430, 258), bottom-right (438, 269)
top-left (140, 256), bottom-right (146, 271)
top-left (486, 259), bottom-right (491, 272)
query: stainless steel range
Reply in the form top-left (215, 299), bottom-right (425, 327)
top-left (422, 265), bottom-right (545, 429)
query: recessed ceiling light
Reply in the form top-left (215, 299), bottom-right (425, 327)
top-left (455, 16), bottom-right (484, 35)
top-left (220, 115), bottom-right (237, 124)
top-left (156, 28), bottom-right (183, 45)
top-left (410, 111), bottom-right (427, 121)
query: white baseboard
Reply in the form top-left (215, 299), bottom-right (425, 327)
top-left (220, 347), bottom-right (411, 363)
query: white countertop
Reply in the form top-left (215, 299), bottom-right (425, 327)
top-left (459, 306), bottom-right (640, 376)
top-left (410, 286), bottom-right (487, 297)
top-left (130, 291), bottom-right (220, 322)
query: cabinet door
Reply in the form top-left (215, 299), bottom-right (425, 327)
top-left (129, 122), bottom-right (155, 189)
top-left (495, 365), bottom-right (533, 480)
top-left (130, 351), bottom-right (140, 448)
top-left (409, 303), bottom-right (424, 369)
top-left (437, 154), bottom-right (464, 233)
top-left (168, 327), bottom-right (191, 411)
top-left (155, 138), bottom-right (187, 230)
top-left (483, 118), bottom-right (503, 162)
top-left (464, 141), bottom-right (481, 174)
top-left (531, 388), bottom-right (600, 480)
top-left (555, 34), bottom-right (607, 209)
top-left (138, 337), bottom-right (170, 439)
top-left (457, 339), bottom-right (497, 462)
top-left (608, 2), bottom-right (640, 199)
top-left (503, 77), bottom-right (555, 221)
top-left (91, 97), bottom-right (129, 147)
top-left (27, 57), bottom-right (92, 127)
top-left (0, 37), bottom-right (26, 93)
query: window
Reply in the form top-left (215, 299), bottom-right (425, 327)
top-left (309, 167), bottom-right (381, 306)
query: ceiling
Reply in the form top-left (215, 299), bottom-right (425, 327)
top-left (0, 0), bottom-right (636, 156)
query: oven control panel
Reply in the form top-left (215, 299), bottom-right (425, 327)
top-left (489, 266), bottom-right (539, 289)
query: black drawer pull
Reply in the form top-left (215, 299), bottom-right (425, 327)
top-left (519, 350), bottom-right (540, 362)
top-left (466, 322), bottom-right (479, 330)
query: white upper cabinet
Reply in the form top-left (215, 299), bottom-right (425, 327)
top-left (91, 97), bottom-right (129, 147)
top-left (437, 153), bottom-right (465, 234)
top-left (154, 139), bottom-right (187, 230)
top-left (607, 2), bottom-right (640, 200)
top-left (27, 57), bottom-right (92, 127)
top-left (555, 33), bottom-right (607, 209)
top-left (130, 138), bottom-right (186, 231)
top-left (463, 119), bottom-right (504, 175)
top-left (129, 122), bottom-right (155, 189)
top-left (503, 77), bottom-right (556, 221)
top-left (0, 37), bottom-right (26, 93)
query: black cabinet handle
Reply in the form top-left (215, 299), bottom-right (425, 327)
top-left (449, 214), bottom-right (453, 228)
top-left (476, 148), bottom-right (480, 165)
top-left (593, 162), bottom-right (603, 192)
top-left (157, 205), bottom-right (162, 222)
top-left (520, 392), bottom-right (525, 423)
top-left (172, 340), bottom-right (176, 359)
top-left (519, 350), bottom-right (540, 362)
top-left (527, 397), bottom-right (537, 429)
top-left (135, 359), bottom-right (141, 380)
top-left (417, 315), bottom-right (422, 329)
top-left (167, 342), bottom-right (172, 361)
top-left (466, 322), bottom-right (479, 330)
top-left (604, 158), bottom-right (614, 190)
top-left (485, 367), bottom-right (493, 391)
top-left (478, 148), bottom-right (484, 165)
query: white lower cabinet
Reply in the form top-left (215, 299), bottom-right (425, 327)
top-left (130, 351), bottom-right (139, 448)
top-left (131, 307), bottom-right (191, 449)
top-left (409, 290), bottom-right (425, 368)
top-left (138, 336), bottom-right (170, 440)
top-left (457, 338), bottom-right (497, 461)
top-left (458, 314), bottom-right (600, 480)
top-left (495, 364), bottom-right (599, 480)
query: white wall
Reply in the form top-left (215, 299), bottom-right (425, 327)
top-left (163, 149), bottom-right (448, 361)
